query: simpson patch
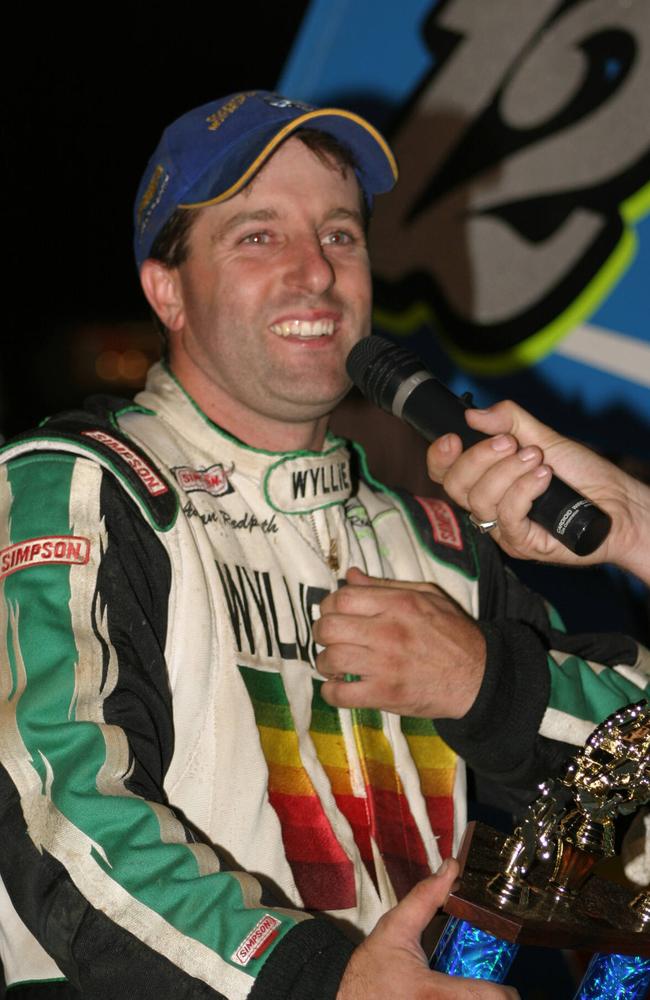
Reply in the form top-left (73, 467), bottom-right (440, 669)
top-left (231, 914), bottom-right (281, 966)
top-left (173, 464), bottom-right (234, 497)
top-left (82, 430), bottom-right (169, 497)
top-left (0, 536), bottom-right (91, 579)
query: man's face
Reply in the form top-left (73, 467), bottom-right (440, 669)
top-left (164, 137), bottom-right (372, 447)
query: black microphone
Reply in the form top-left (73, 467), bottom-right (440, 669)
top-left (346, 335), bottom-right (611, 556)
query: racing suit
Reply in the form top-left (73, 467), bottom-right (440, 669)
top-left (1, 362), bottom-right (648, 998)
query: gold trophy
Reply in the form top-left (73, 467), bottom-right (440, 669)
top-left (431, 701), bottom-right (650, 997)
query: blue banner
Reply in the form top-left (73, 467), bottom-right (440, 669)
top-left (281, 0), bottom-right (650, 457)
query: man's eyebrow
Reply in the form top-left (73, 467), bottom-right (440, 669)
top-left (213, 208), bottom-right (279, 241)
top-left (324, 207), bottom-right (364, 226)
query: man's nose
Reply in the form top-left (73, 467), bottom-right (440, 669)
top-left (284, 236), bottom-right (335, 295)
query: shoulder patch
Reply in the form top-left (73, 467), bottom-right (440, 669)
top-left (1, 400), bottom-right (178, 532)
top-left (414, 497), bottom-right (463, 551)
top-left (82, 430), bottom-right (169, 497)
top-left (394, 489), bottom-right (478, 577)
top-left (0, 535), bottom-right (90, 579)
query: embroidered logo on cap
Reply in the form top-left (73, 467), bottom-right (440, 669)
top-left (206, 93), bottom-right (251, 131)
top-left (136, 164), bottom-right (170, 236)
top-left (173, 464), bottom-right (234, 497)
top-left (416, 498), bottom-right (463, 551)
top-left (0, 536), bottom-right (91, 579)
top-left (265, 95), bottom-right (314, 112)
top-left (232, 914), bottom-right (281, 966)
top-left (82, 430), bottom-right (168, 496)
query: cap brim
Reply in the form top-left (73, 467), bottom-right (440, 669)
top-left (178, 107), bottom-right (398, 210)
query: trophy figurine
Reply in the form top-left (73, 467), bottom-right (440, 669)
top-left (431, 701), bottom-right (650, 998)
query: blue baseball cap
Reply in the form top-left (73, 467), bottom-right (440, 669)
top-left (134, 90), bottom-right (398, 269)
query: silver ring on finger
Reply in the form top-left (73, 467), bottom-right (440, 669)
top-left (468, 513), bottom-right (498, 534)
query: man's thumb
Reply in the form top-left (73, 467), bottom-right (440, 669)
top-left (386, 859), bottom-right (458, 941)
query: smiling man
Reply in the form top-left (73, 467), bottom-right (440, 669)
top-left (139, 134), bottom-right (373, 452)
top-left (1, 91), bottom-right (648, 1000)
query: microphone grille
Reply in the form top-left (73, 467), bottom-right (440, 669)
top-left (346, 335), bottom-right (391, 389)
top-left (346, 336), bottom-right (422, 409)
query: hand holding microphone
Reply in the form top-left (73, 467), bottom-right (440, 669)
top-left (426, 398), bottom-right (650, 580)
top-left (346, 336), bottom-right (612, 558)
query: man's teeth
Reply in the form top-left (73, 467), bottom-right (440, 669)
top-left (270, 318), bottom-right (335, 338)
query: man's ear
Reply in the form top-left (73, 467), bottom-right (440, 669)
top-left (140, 260), bottom-right (185, 332)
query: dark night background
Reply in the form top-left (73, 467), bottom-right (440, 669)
top-left (3, 7), bottom-right (310, 438)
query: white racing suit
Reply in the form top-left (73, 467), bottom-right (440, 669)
top-left (1, 363), bottom-right (648, 998)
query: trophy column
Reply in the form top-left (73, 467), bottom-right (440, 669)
top-left (574, 952), bottom-right (650, 999)
top-left (431, 918), bottom-right (518, 982)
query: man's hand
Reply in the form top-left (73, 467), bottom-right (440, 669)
top-left (337, 858), bottom-right (519, 999)
top-left (314, 568), bottom-right (485, 719)
top-left (426, 400), bottom-right (649, 580)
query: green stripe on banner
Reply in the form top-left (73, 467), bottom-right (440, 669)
top-left (547, 654), bottom-right (650, 723)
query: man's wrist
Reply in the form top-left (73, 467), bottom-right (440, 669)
top-left (434, 619), bottom-right (550, 780)
top-left (447, 625), bottom-right (487, 719)
top-left (610, 475), bottom-right (650, 585)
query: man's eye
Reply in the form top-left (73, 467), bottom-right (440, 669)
top-left (322, 230), bottom-right (354, 246)
top-left (242, 232), bottom-right (271, 245)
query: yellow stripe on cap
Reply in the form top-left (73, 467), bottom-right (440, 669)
top-left (179, 108), bottom-right (398, 209)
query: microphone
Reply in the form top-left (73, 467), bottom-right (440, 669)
top-left (346, 335), bottom-right (611, 556)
